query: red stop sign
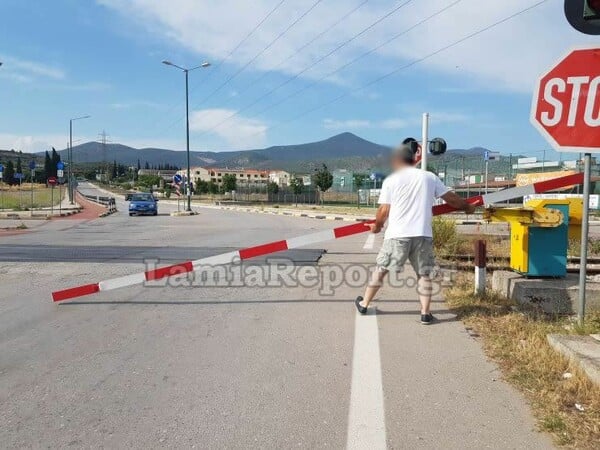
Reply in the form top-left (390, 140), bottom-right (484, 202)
top-left (531, 47), bottom-right (600, 152)
top-left (48, 176), bottom-right (57, 186)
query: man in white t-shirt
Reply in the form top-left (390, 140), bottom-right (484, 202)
top-left (355, 144), bottom-right (475, 324)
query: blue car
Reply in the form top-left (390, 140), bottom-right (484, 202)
top-left (128, 193), bottom-right (158, 216)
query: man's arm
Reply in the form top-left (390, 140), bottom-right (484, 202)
top-left (370, 204), bottom-right (390, 233)
top-left (440, 191), bottom-right (476, 214)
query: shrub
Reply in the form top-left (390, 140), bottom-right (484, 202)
top-left (432, 217), bottom-right (467, 254)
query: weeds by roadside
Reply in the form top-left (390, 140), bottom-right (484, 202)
top-left (445, 273), bottom-right (600, 448)
top-left (568, 238), bottom-right (600, 257)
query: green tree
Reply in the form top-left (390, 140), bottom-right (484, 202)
top-left (222, 173), bottom-right (237, 192)
top-left (290, 177), bottom-right (304, 206)
top-left (207, 181), bottom-right (218, 194)
top-left (44, 151), bottom-right (52, 180)
top-left (267, 181), bottom-right (279, 194)
top-left (196, 180), bottom-right (209, 194)
top-left (314, 164), bottom-right (333, 203)
top-left (50, 148), bottom-right (61, 177)
top-left (16, 157), bottom-right (22, 175)
top-left (112, 160), bottom-right (118, 179)
top-left (314, 164), bottom-right (333, 192)
top-left (353, 173), bottom-right (367, 190)
top-left (137, 174), bottom-right (161, 189)
top-left (5, 160), bottom-right (15, 185)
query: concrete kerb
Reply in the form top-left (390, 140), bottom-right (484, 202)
top-left (547, 334), bottom-right (600, 386)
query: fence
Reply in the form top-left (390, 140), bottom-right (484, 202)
top-left (78, 190), bottom-right (117, 213)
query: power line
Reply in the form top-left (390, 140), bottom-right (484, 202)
top-left (155, 0), bottom-right (323, 138)
top-left (197, 0), bottom-right (287, 86)
top-left (195, 0), bottom-right (325, 107)
top-left (214, 0), bottom-right (370, 109)
top-left (130, 0), bottom-right (287, 140)
top-left (246, 0), bottom-right (463, 124)
top-left (194, 0), bottom-right (416, 138)
top-left (239, 0), bottom-right (551, 142)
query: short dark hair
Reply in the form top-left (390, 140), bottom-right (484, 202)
top-left (392, 144), bottom-right (415, 165)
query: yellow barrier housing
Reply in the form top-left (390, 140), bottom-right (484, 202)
top-left (483, 198), bottom-right (582, 277)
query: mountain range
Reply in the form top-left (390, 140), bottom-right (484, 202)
top-left (35, 132), bottom-right (493, 173)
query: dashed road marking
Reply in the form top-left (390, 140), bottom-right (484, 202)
top-left (363, 233), bottom-right (375, 250)
top-left (346, 309), bottom-right (386, 449)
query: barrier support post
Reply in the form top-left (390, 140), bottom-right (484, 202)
top-left (474, 240), bottom-right (486, 296)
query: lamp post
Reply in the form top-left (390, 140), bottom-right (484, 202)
top-left (162, 60), bottom-right (210, 212)
top-left (69, 115), bottom-right (91, 204)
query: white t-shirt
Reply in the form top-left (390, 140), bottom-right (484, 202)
top-left (378, 167), bottom-right (450, 239)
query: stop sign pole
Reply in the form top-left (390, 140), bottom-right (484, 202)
top-left (530, 46), bottom-right (600, 324)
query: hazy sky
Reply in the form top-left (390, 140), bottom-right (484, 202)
top-left (0, 0), bottom-right (596, 159)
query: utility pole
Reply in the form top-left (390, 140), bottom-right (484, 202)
top-left (98, 130), bottom-right (110, 182)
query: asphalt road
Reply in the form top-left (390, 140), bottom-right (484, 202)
top-left (0, 184), bottom-right (554, 449)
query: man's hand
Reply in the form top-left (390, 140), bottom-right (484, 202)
top-left (441, 191), bottom-right (477, 215)
top-left (369, 223), bottom-right (382, 234)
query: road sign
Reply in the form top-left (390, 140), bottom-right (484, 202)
top-left (484, 151), bottom-right (500, 161)
top-left (57, 169), bottom-right (64, 178)
top-left (48, 176), bottom-right (58, 186)
top-left (0, 163), bottom-right (3, 179)
top-left (14, 173), bottom-right (24, 180)
top-left (531, 46), bottom-right (600, 325)
top-left (56, 161), bottom-right (64, 170)
top-left (173, 174), bottom-right (182, 184)
top-left (29, 160), bottom-right (36, 170)
top-left (531, 47), bottom-right (600, 152)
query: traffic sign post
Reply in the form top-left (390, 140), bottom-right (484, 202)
top-left (0, 163), bottom-right (3, 211)
top-left (530, 46), bottom-right (600, 324)
top-left (29, 160), bottom-right (36, 213)
top-left (483, 151), bottom-right (500, 195)
top-left (14, 173), bottom-right (24, 209)
top-left (173, 174), bottom-right (183, 212)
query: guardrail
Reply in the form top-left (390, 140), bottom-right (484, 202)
top-left (78, 190), bottom-right (117, 213)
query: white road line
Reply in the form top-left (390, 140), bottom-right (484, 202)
top-left (363, 233), bottom-right (375, 250)
top-left (346, 309), bottom-right (387, 450)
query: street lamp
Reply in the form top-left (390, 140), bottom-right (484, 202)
top-left (69, 115), bottom-right (91, 204)
top-left (162, 59), bottom-right (210, 212)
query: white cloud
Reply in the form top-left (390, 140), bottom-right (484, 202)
top-left (96, 0), bottom-right (596, 93)
top-left (0, 133), bottom-right (187, 153)
top-left (324, 111), bottom-right (469, 131)
top-left (0, 55), bottom-right (65, 83)
top-left (0, 134), bottom-right (72, 153)
top-left (189, 108), bottom-right (267, 148)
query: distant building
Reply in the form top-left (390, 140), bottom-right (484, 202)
top-left (332, 169), bottom-right (354, 192)
top-left (138, 169), bottom-right (178, 181)
top-left (269, 170), bottom-right (291, 187)
top-left (186, 167), bottom-right (269, 187)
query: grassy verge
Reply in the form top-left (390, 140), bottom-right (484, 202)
top-left (444, 274), bottom-right (600, 448)
top-left (0, 186), bottom-right (63, 210)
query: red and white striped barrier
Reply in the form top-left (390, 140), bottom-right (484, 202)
top-left (52, 172), bottom-right (584, 302)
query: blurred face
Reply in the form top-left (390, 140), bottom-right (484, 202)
top-left (390, 153), bottom-right (404, 170)
top-left (390, 143), bottom-right (418, 170)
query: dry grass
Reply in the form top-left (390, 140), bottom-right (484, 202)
top-left (0, 185), bottom-right (62, 210)
top-left (568, 238), bottom-right (600, 257)
top-left (445, 274), bottom-right (600, 448)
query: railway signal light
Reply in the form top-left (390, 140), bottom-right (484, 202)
top-left (565, 0), bottom-right (600, 35)
top-left (429, 138), bottom-right (447, 156)
top-left (584, 0), bottom-right (600, 20)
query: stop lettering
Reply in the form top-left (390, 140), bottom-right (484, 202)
top-left (531, 47), bottom-right (600, 151)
